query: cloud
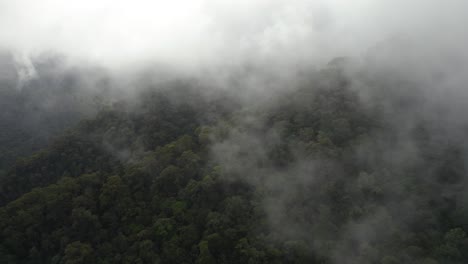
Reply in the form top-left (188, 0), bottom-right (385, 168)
top-left (1, 0), bottom-right (466, 73)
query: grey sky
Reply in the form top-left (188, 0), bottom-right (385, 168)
top-left (1, 0), bottom-right (466, 73)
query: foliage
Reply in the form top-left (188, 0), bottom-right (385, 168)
top-left (1, 70), bottom-right (467, 263)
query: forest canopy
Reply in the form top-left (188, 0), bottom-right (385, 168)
top-left (1, 60), bottom-right (467, 264)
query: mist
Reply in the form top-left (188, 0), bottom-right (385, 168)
top-left (1, 0), bottom-right (466, 73)
top-left (1, 1), bottom-right (468, 263)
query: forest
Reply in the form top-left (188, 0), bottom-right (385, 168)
top-left (1, 59), bottom-right (467, 264)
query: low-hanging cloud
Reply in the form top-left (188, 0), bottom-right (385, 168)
top-left (1, 0), bottom-right (467, 74)
top-left (1, 1), bottom-right (468, 263)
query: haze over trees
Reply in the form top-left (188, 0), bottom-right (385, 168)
top-left (1, 0), bottom-right (468, 263)
top-left (0, 56), bottom-right (467, 263)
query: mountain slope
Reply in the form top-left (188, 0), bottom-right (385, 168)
top-left (1, 68), bottom-right (467, 264)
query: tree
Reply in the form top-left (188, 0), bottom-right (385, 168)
top-left (61, 242), bottom-right (94, 264)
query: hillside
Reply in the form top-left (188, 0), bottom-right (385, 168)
top-left (1, 66), bottom-right (467, 264)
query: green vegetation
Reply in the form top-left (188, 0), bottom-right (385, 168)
top-left (0, 68), bottom-right (467, 264)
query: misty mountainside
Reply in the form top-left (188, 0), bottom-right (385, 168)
top-left (0, 53), bottom-right (113, 172)
top-left (1, 62), bottom-right (468, 264)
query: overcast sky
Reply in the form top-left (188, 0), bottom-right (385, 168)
top-left (0, 0), bottom-right (467, 72)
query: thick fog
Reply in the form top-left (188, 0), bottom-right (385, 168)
top-left (1, 1), bottom-right (468, 263)
top-left (1, 0), bottom-right (467, 74)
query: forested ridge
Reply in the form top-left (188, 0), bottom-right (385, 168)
top-left (1, 66), bottom-right (467, 264)
top-left (0, 55), bottom-right (109, 172)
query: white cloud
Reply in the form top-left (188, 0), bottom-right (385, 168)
top-left (0, 0), bottom-right (467, 72)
